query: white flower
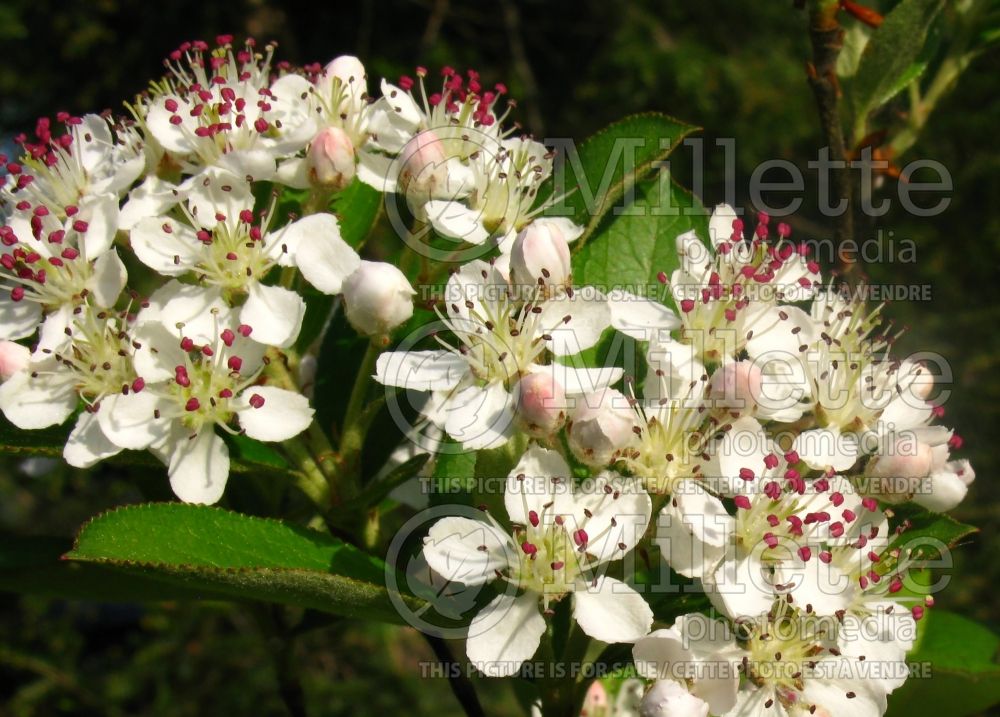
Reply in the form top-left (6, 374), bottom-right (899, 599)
top-left (374, 260), bottom-right (619, 449)
top-left (128, 170), bottom-right (360, 347)
top-left (5, 114), bottom-right (143, 212)
top-left (668, 205), bottom-right (820, 364)
top-left (0, 307), bottom-right (142, 468)
top-left (424, 137), bottom-right (553, 245)
top-left (0, 195), bottom-right (126, 351)
top-left (728, 595), bottom-right (911, 717)
top-left (421, 444), bottom-right (653, 677)
top-left (138, 38), bottom-right (317, 181)
top-left (342, 260), bottom-right (416, 337)
top-left (97, 306), bottom-right (313, 503)
top-left (657, 418), bottom-right (872, 618)
top-left (633, 613), bottom-right (743, 716)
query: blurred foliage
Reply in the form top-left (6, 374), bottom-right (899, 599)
top-left (0, 0), bottom-right (997, 715)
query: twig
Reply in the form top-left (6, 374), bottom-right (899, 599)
top-left (422, 635), bottom-right (485, 717)
top-left (804, 0), bottom-right (856, 276)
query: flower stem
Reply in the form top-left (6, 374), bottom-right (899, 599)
top-left (338, 340), bottom-right (382, 488)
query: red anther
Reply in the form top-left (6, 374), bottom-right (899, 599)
top-left (734, 495), bottom-right (752, 510)
top-left (180, 337), bottom-right (195, 351)
top-left (249, 393), bottom-right (265, 409)
top-left (227, 356), bottom-right (242, 372)
top-left (680, 299), bottom-right (695, 313)
top-left (573, 529), bottom-right (588, 547)
top-left (798, 546), bottom-right (812, 562)
top-left (220, 329), bottom-right (235, 347)
top-left (739, 468), bottom-right (755, 482)
top-left (521, 541), bottom-right (538, 556)
top-left (237, 324), bottom-right (252, 337)
top-left (185, 397), bottom-right (201, 411)
top-left (131, 378), bottom-right (146, 393)
top-left (528, 510), bottom-right (539, 527)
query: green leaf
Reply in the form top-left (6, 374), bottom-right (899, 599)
top-left (850, 0), bottom-right (943, 127)
top-left (542, 113), bottom-right (698, 248)
top-left (332, 177), bottom-right (382, 248)
top-left (0, 535), bottom-right (235, 603)
top-left (62, 503), bottom-right (421, 623)
top-left (886, 504), bottom-right (978, 561)
top-left (572, 173), bottom-right (709, 306)
top-left (886, 610), bottom-right (1000, 717)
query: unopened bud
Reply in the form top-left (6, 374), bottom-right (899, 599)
top-left (308, 127), bottom-right (356, 190)
top-left (865, 436), bottom-right (933, 503)
top-left (709, 360), bottom-right (763, 411)
top-left (342, 260), bottom-right (416, 337)
top-left (639, 679), bottom-right (709, 717)
top-left (0, 341), bottom-right (29, 380)
top-left (510, 220), bottom-right (572, 289)
top-left (398, 130), bottom-right (448, 198)
top-left (513, 372), bottom-right (567, 437)
top-left (567, 389), bottom-right (635, 467)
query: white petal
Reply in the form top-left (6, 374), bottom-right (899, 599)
top-left (76, 115), bottom-right (114, 173)
top-left (914, 460), bottom-right (973, 512)
top-left (708, 203), bottom-right (739, 246)
top-left (794, 428), bottom-right (859, 472)
top-left (146, 96), bottom-right (197, 154)
top-left (442, 381), bottom-right (515, 449)
top-left (708, 555), bottom-right (776, 620)
top-left (577, 473), bottom-right (651, 564)
top-left (34, 305), bottom-right (74, 356)
top-left (0, 295), bottom-right (42, 341)
top-left (180, 168), bottom-right (254, 228)
top-left (0, 369), bottom-right (76, 429)
top-left (608, 293), bottom-right (680, 341)
top-left (88, 249), bottom-right (128, 307)
top-left (466, 592), bottom-right (545, 677)
top-left (504, 444), bottom-right (573, 524)
top-left (745, 305), bottom-right (816, 358)
top-left (425, 200), bottom-right (490, 245)
top-left (672, 481), bottom-right (733, 548)
top-left (129, 216), bottom-right (199, 275)
top-left (120, 176), bottom-right (184, 229)
top-left (655, 497), bottom-right (724, 580)
top-left (235, 386), bottom-right (313, 442)
top-left (143, 281), bottom-right (227, 344)
top-left (375, 350), bottom-right (468, 391)
top-left (542, 290), bottom-right (611, 356)
top-left (640, 680), bottom-right (709, 717)
top-left (79, 193), bottom-right (119, 258)
top-left (572, 576), bottom-right (653, 643)
top-left (239, 282), bottom-right (305, 348)
top-left (356, 149), bottom-right (397, 192)
top-left (97, 390), bottom-right (172, 450)
top-left (168, 427), bottom-right (230, 504)
top-left (274, 156), bottom-right (310, 189)
top-left (63, 411), bottom-right (122, 468)
top-left (292, 214), bottom-right (361, 294)
top-left (423, 516), bottom-right (513, 586)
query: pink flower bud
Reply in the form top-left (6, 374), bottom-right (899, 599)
top-left (0, 341), bottom-right (29, 380)
top-left (342, 260), bottom-right (416, 337)
top-left (709, 360), bottom-right (763, 411)
top-left (308, 127), bottom-right (356, 190)
top-left (398, 130), bottom-right (449, 197)
top-left (510, 220), bottom-right (572, 289)
top-left (567, 389), bottom-right (635, 467)
top-left (865, 435), bottom-right (933, 503)
top-left (513, 372), bottom-right (567, 437)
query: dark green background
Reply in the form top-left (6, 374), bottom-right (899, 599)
top-left (0, 1), bottom-right (996, 714)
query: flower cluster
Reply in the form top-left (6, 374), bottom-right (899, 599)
top-left (0, 36), bottom-right (976, 717)
top-left (0, 37), bottom-right (425, 502)
top-left (401, 205), bottom-right (972, 713)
